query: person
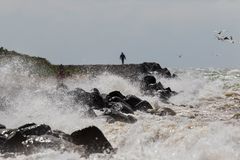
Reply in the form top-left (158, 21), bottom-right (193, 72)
top-left (120, 52), bottom-right (126, 65)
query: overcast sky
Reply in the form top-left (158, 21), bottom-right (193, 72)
top-left (0, 0), bottom-right (240, 68)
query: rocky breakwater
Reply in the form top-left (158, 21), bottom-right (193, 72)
top-left (61, 62), bottom-right (176, 79)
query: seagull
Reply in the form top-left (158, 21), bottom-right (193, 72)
top-left (214, 30), bottom-right (235, 44)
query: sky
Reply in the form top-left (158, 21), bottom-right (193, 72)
top-left (0, 0), bottom-right (240, 68)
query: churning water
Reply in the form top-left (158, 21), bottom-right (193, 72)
top-left (0, 59), bottom-right (240, 160)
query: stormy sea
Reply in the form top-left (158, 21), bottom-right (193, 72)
top-left (0, 53), bottom-right (240, 160)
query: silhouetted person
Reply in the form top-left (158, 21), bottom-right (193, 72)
top-left (120, 52), bottom-right (126, 65)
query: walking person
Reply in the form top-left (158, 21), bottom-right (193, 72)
top-left (120, 52), bottom-right (126, 65)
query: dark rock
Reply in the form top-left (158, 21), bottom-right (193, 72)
top-left (18, 123), bottom-right (36, 130)
top-left (103, 108), bottom-right (137, 123)
top-left (106, 91), bottom-right (126, 101)
top-left (68, 88), bottom-right (105, 109)
top-left (148, 82), bottom-right (164, 90)
top-left (140, 62), bottom-right (162, 73)
top-left (19, 124), bottom-right (51, 136)
top-left (50, 130), bottom-right (72, 142)
top-left (135, 100), bottom-right (153, 111)
top-left (158, 107), bottom-right (176, 116)
top-left (124, 95), bottom-right (142, 110)
top-left (0, 133), bottom-right (6, 145)
top-left (162, 68), bottom-right (171, 78)
top-left (143, 75), bottom-right (156, 85)
top-left (108, 102), bottom-right (134, 114)
top-left (2, 130), bottom-right (27, 153)
top-left (231, 113), bottom-right (240, 119)
top-left (71, 126), bottom-right (113, 154)
top-left (22, 135), bottom-right (85, 155)
top-left (68, 88), bottom-right (90, 104)
top-left (0, 124), bottom-right (6, 129)
top-left (89, 89), bottom-right (106, 109)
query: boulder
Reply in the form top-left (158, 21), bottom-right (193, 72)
top-left (108, 102), bottom-right (134, 114)
top-left (2, 130), bottom-right (27, 153)
top-left (124, 95), bottom-right (142, 110)
top-left (71, 126), bottom-right (113, 154)
top-left (143, 75), bottom-right (156, 86)
top-left (19, 124), bottom-right (51, 136)
top-left (68, 88), bottom-right (105, 109)
top-left (0, 124), bottom-right (6, 129)
top-left (135, 100), bottom-right (153, 111)
top-left (50, 130), bottom-right (72, 142)
top-left (106, 91), bottom-right (126, 101)
top-left (103, 108), bottom-right (137, 123)
top-left (157, 107), bottom-right (176, 116)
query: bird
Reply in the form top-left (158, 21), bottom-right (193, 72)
top-left (214, 30), bottom-right (235, 44)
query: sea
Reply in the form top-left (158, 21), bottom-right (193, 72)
top-left (0, 59), bottom-right (240, 160)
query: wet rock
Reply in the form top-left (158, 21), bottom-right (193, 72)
top-left (68, 88), bottom-right (91, 104)
top-left (18, 123), bottom-right (36, 130)
top-left (0, 124), bottom-right (6, 129)
top-left (106, 91), bottom-right (126, 101)
top-left (157, 107), bottom-right (176, 116)
top-left (135, 100), bottom-right (153, 112)
top-left (108, 102), bottom-right (134, 114)
top-left (89, 89), bottom-right (106, 109)
top-left (148, 82), bottom-right (164, 90)
top-left (2, 130), bottom-right (27, 153)
top-left (143, 75), bottom-right (156, 85)
top-left (68, 88), bottom-right (105, 109)
top-left (71, 126), bottom-right (113, 154)
top-left (231, 113), bottom-right (240, 119)
top-left (141, 75), bottom-right (176, 101)
top-left (141, 62), bottom-right (162, 73)
top-left (50, 130), bottom-right (72, 142)
top-left (103, 108), bottom-right (137, 123)
top-left (124, 95), bottom-right (142, 110)
top-left (22, 135), bottom-right (86, 155)
top-left (19, 124), bottom-right (51, 136)
top-left (162, 68), bottom-right (171, 77)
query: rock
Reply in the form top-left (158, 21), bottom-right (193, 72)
top-left (106, 91), bottom-right (126, 101)
top-left (162, 68), bottom-right (171, 78)
top-left (0, 124), bottom-right (6, 129)
top-left (103, 108), bottom-right (137, 123)
top-left (124, 95), bottom-right (142, 110)
top-left (148, 82), bottom-right (164, 90)
top-left (2, 130), bottom-right (27, 153)
top-left (108, 102), bottom-right (134, 114)
top-left (50, 130), bottom-right (72, 142)
top-left (22, 135), bottom-right (86, 155)
top-left (108, 97), bottom-right (134, 113)
top-left (19, 124), bottom-right (51, 136)
top-left (157, 107), bottom-right (176, 116)
top-left (140, 62), bottom-right (162, 73)
top-left (231, 113), bottom-right (240, 119)
top-left (143, 75), bottom-right (156, 85)
top-left (89, 89), bottom-right (106, 109)
top-left (18, 123), bottom-right (36, 130)
top-left (135, 100), bottom-right (153, 111)
top-left (68, 88), bottom-right (105, 109)
top-left (71, 126), bottom-right (113, 154)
